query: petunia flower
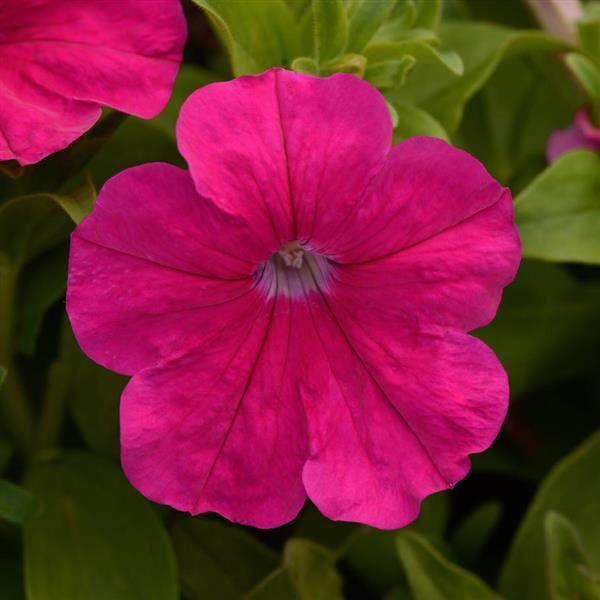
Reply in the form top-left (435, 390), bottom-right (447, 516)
top-left (546, 108), bottom-right (600, 163)
top-left (67, 69), bottom-right (521, 529)
top-left (0, 0), bottom-right (186, 166)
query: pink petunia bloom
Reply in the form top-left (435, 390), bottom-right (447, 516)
top-left (0, 0), bottom-right (186, 166)
top-left (67, 69), bottom-right (521, 529)
top-left (546, 108), bottom-right (600, 163)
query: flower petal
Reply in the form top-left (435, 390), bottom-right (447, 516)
top-left (0, 81), bottom-right (100, 165)
top-left (546, 109), bottom-right (600, 163)
top-left (67, 163), bottom-right (264, 374)
top-left (324, 137), bottom-right (507, 263)
top-left (120, 287), bottom-right (309, 528)
top-left (300, 292), bottom-right (508, 529)
top-left (330, 190), bottom-right (520, 332)
top-left (0, 0), bottom-right (185, 164)
top-left (177, 69), bottom-right (391, 245)
top-left (273, 70), bottom-right (392, 245)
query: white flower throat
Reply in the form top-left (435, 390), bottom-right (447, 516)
top-left (258, 240), bottom-right (332, 298)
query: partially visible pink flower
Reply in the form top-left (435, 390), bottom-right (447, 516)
top-left (67, 69), bottom-right (521, 529)
top-left (547, 108), bottom-right (600, 163)
top-left (0, 0), bottom-right (186, 166)
top-left (524, 0), bottom-right (582, 44)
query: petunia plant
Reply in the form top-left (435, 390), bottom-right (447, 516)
top-left (1, 1), bottom-right (600, 599)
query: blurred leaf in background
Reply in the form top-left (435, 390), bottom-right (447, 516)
top-left (23, 452), bottom-right (177, 600)
top-left (171, 516), bottom-right (278, 599)
top-left (501, 431), bottom-right (600, 600)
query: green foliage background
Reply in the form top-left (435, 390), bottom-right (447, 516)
top-left (1, 0), bottom-right (600, 598)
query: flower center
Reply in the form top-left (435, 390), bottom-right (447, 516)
top-left (278, 240), bottom-right (305, 269)
top-left (258, 241), bottom-right (331, 298)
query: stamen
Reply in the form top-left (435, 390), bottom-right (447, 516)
top-left (278, 240), bottom-right (304, 269)
top-left (257, 241), bottom-right (332, 298)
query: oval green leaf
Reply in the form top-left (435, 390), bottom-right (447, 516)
top-left (500, 430), bottom-right (600, 599)
top-left (249, 539), bottom-right (343, 600)
top-left (545, 512), bottom-right (600, 600)
top-left (515, 150), bottom-right (600, 264)
top-left (24, 452), bottom-right (177, 600)
top-left (171, 516), bottom-right (278, 600)
top-left (312, 0), bottom-right (348, 65)
top-left (396, 530), bottom-right (500, 600)
top-left (0, 479), bottom-right (38, 525)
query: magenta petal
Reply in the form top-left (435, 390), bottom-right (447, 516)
top-left (0, 86), bottom-right (100, 165)
top-left (301, 294), bottom-right (508, 529)
top-left (0, 0), bottom-right (185, 165)
top-left (546, 109), bottom-right (600, 163)
top-left (273, 70), bottom-right (392, 245)
top-left (326, 137), bottom-right (508, 263)
top-left (121, 292), bottom-right (309, 528)
top-left (177, 69), bottom-right (392, 245)
top-left (177, 70), bottom-right (296, 245)
top-left (332, 190), bottom-right (520, 332)
top-left (67, 164), bottom-right (264, 374)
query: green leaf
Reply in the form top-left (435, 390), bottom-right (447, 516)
top-left (365, 40), bottom-right (463, 77)
top-left (249, 539), bottom-right (343, 600)
top-left (312, 0), bottom-right (348, 65)
top-left (248, 569), bottom-right (298, 599)
top-left (62, 326), bottom-right (126, 459)
top-left (88, 118), bottom-right (183, 188)
top-left (391, 22), bottom-right (570, 132)
top-left (410, 491), bottom-right (449, 547)
top-left (391, 0), bottom-right (418, 30)
top-left (343, 528), bottom-right (400, 594)
top-left (515, 150), bottom-right (600, 264)
top-left (384, 585), bottom-right (412, 600)
top-left (387, 100), bottom-right (399, 128)
top-left (396, 531), bottom-right (500, 600)
top-left (346, 0), bottom-right (397, 53)
top-left (290, 502), bottom-right (355, 551)
top-left (192, 0), bottom-right (299, 74)
top-left (577, 16), bottom-right (600, 63)
top-left (283, 539), bottom-right (343, 600)
top-left (0, 438), bottom-right (12, 474)
top-left (413, 0), bottom-right (442, 31)
top-left (373, 21), bottom-right (437, 45)
top-left (144, 65), bottom-right (220, 141)
top-left (291, 56), bottom-right (319, 75)
top-left (565, 52), bottom-right (600, 100)
top-left (366, 55), bottom-right (417, 88)
top-left (450, 502), bottom-right (502, 567)
top-left (0, 535), bottom-right (25, 600)
top-left (343, 492), bottom-right (448, 595)
top-left (170, 516), bottom-right (278, 600)
top-left (0, 372), bottom-right (11, 474)
top-left (391, 103), bottom-right (450, 142)
top-left (49, 174), bottom-right (96, 224)
top-left (455, 55), bottom-right (579, 185)
top-left (0, 195), bottom-right (71, 267)
top-left (14, 244), bottom-right (68, 355)
top-left (0, 186), bottom-right (92, 355)
top-left (477, 261), bottom-right (600, 398)
top-left (545, 512), bottom-right (600, 600)
top-left (500, 430), bottom-right (600, 599)
top-left (23, 452), bottom-right (177, 600)
top-left (0, 479), bottom-right (38, 525)
top-left (321, 53), bottom-right (367, 77)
